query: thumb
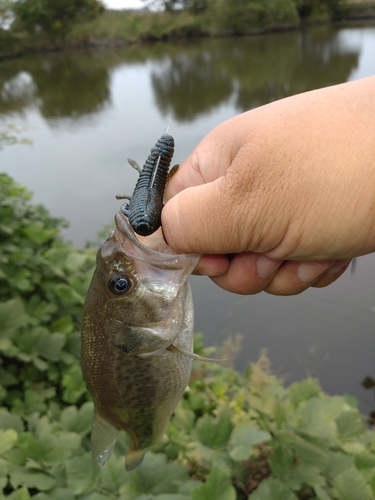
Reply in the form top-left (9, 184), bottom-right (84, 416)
top-left (162, 177), bottom-right (241, 255)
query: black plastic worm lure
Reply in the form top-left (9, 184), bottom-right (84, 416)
top-left (117, 134), bottom-right (175, 237)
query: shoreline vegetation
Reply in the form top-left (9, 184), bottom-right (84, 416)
top-left (2, 171), bottom-right (375, 499)
top-left (1, 0), bottom-right (375, 60)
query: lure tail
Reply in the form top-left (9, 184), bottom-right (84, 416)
top-left (121, 134), bottom-right (175, 236)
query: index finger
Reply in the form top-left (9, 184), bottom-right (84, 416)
top-left (164, 150), bottom-right (205, 200)
top-left (165, 122), bottom-right (239, 200)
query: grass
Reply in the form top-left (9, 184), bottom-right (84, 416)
top-left (67, 9), bottom-right (210, 47)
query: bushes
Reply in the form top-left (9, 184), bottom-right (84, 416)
top-left (207, 0), bottom-right (299, 35)
top-left (12, 0), bottom-right (105, 43)
top-left (1, 174), bottom-right (375, 499)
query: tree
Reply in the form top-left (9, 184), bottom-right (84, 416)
top-left (13, 0), bottom-right (105, 41)
top-left (142, 0), bottom-right (208, 14)
top-left (294, 0), bottom-right (347, 19)
top-left (0, 0), bottom-right (14, 29)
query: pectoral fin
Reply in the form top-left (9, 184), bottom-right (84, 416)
top-left (91, 410), bottom-right (120, 468)
top-left (167, 343), bottom-right (224, 362)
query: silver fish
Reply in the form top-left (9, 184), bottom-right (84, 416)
top-left (81, 211), bottom-right (200, 470)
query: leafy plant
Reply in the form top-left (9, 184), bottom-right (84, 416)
top-left (1, 173), bottom-right (375, 499)
top-left (12, 0), bottom-right (105, 42)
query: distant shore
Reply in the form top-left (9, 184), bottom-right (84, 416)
top-left (1, 2), bottom-right (375, 61)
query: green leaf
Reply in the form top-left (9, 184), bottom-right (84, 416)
top-left (8, 268), bottom-right (33, 292)
top-left (173, 408), bottom-right (195, 433)
top-left (36, 332), bottom-right (66, 361)
top-left (6, 486), bottom-right (31, 500)
top-left (122, 452), bottom-right (188, 496)
top-left (0, 408), bottom-right (24, 433)
top-left (295, 396), bottom-right (346, 441)
top-left (282, 464), bottom-right (325, 490)
top-left (340, 442), bottom-right (366, 454)
top-left (17, 416), bottom-right (81, 465)
top-left (65, 252), bottom-right (88, 272)
top-left (288, 378), bottom-right (321, 409)
top-left (16, 433), bottom-right (41, 463)
top-left (332, 468), bottom-right (373, 500)
top-left (55, 284), bottom-right (85, 305)
top-left (269, 442), bottom-right (294, 477)
top-left (37, 425), bottom-right (81, 464)
top-left (0, 297), bottom-right (29, 336)
top-left (78, 493), bottom-right (108, 500)
top-left (195, 406), bottom-right (233, 449)
top-left (0, 457), bottom-right (9, 489)
top-left (11, 389), bottom-right (54, 417)
top-left (60, 402), bottom-right (93, 435)
top-left (248, 477), bottom-right (298, 500)
top-left (31, 489), bottom-right (75, 500)
top-left (191, 465), bottom-right (236, 500)
top-left (28, 299), bottom-right (58, 322)
top-left (324, 451), bottom-right (355, 481)
top-left (22, 223), bottom-right (58, 244)
top-left (0, 366), bottom-right (18, 387)
top-left (43, 248), bottom-right (71, 267)
top-left (355, 452), bottom-right (375, 471)
top-left (50, 316), bottom-right (74, 334)
top-left (0, 428), bottom-right (18, 455)
top-left (136, 495), bottom-right (191, 500)
top-left (336, 409), bottom-right (365, 440)
top-left (229, 422), bottom-right (271, 462)
top-left (9, 463), bottom-right (56, 491)
top-left (100, 454), bottom-right (129, 493)
top-left (275, 431), bottom-right (328, 469)
top-left (65, 452), bottom-right (100, 495)
top-left (314, 486), bottom-right (333, 500)
top-left (62, 364), bottom-right (87, 403)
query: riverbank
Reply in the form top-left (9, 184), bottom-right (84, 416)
top-left (1, 1), bottom-right (375, 60)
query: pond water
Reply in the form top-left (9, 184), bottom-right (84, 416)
top-left (1, 22), bottom-right (375, 415)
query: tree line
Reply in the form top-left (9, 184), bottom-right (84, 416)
top-left (0, 0), bottom-right (348, 51)
top-left (144, 0), bottom-right (347, 19)
top-left (0, 0), bottom-right (104, 41)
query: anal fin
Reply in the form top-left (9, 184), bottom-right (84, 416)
top-left (125, 448), bottom-right (146, 471)
top-left (91, 410), bottom-right (120, 468)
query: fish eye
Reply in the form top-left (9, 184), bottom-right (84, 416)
top-left (109, 275), bottom-right (132, 295)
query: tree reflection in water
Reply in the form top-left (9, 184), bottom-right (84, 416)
top-left (0, 26), bottom-right (360, 125)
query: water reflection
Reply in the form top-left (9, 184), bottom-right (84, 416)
top-left (151, 48), bottom-right (233, 121)
top-left (150, 27), bottom-right (360, 118)
top-left (0, 26), bottom-right (361, 124)
top-left (0, 52), bottom-right (112, 123)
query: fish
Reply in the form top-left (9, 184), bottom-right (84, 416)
top-left (81, 210), bottom-right (201, 471)
top-left (117, 134), bottom-right (175, 237)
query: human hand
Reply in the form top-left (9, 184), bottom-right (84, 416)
top-left (162, 76), bottom-right (375, 295)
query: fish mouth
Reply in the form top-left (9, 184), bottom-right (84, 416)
top-left (114, 211), bottom-right (200, 272)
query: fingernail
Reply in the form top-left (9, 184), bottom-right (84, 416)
top-left (327, 259), bottom-right (351, 274)
top-left (256, 255), bottom-right (283, 278)
top-left (297, 262), bottom-right (331, 282)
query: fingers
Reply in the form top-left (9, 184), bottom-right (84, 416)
top-left (162, 177), bottom-right (243, 254)
top-left (193, 253), bottom-right (351, 295)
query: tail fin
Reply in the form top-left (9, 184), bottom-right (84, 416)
top-left (91, 411), bottom-right (120, 468)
